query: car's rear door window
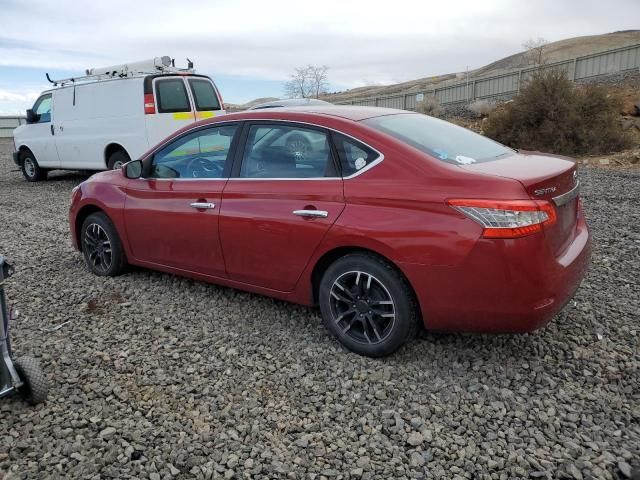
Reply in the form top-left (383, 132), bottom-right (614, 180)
top-left (188, 79), bottom-right (221, 111)
top-left (239, 124), bottom-right (337, 178)
top-left (155, 78), bottom-right (191, 113)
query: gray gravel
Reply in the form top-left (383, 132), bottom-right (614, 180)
top-left (0, 138), bottom-right (638, 479)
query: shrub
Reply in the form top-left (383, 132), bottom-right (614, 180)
top-left (483, 69), bottom-right (629, 156)
top-left (467, 99), bottom-right (497, 118)
top-left (416, 96), bottom-right (443, 118)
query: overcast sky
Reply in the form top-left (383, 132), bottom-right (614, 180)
top-left (0, 0), bottom-right (639, 113)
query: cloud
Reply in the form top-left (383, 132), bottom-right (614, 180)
top-left (0, 0), bottom-right (638, 105)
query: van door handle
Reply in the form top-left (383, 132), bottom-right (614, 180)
top-left (190, 202), bottom-right (215, 209)
top-left (50, 124), bottom-right (54, 136)
top-left (293, 209), bottom-right (329, 218)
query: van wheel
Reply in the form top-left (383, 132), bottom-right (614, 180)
top-left (107, 150), bottom-right (130, 170)
top-left (20, 151), bottom-right (48, 182)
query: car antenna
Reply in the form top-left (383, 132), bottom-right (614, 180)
top-left (187, 58), bottom-right (194, 69)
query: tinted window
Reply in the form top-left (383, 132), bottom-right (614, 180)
top-left (150, 125), bottom-right (238, 179)
top-left (155, 78), bottom-right (190, 113)
top-left (333, 133), bottom-right (379, 176)
top-left (363, 113), bottom-right (512, 164)
top-left (188, 79), bottom-right (221, 111)
top-left (240, 124), bottom-right (336, 178)
top-left (33, 94), bottom-right (52, 123)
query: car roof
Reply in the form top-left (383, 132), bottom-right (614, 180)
top-left (249, 98), bottom-right (331, 109)
top-left (228, 105), bottom-right (410, 122)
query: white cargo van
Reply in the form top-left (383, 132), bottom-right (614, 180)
top-left (12, 56), bottom-right (226, 181)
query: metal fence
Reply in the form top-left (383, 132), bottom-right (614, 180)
top-left (340, 42), bottom-right (640, 110)
top-left (0, 116), bottom-right (25, 138)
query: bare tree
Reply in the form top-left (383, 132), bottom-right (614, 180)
top-left (308, 65), bottom-right (329, 98)
top-left (284, 65), bottom-right (330, 99)
top-left (522, 38), bottom-right (549, 66)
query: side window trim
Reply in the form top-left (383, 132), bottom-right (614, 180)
top-left (154, 77), bottom-right (192, 113)
top-left (143, 123), bottom-right (242, 180)
top-left (230, 120), bottom-right (340, 180)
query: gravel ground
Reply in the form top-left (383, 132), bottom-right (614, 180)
top-left (0, 138), bottom-right (638, 479)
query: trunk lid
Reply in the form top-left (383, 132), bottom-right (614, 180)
top-left (462, 151), bottom-right (580, 255)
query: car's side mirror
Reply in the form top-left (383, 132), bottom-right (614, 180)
top-left (124, 159), bottom-right (143, 179)
top-left (26, 109), bottom-right (37, 124)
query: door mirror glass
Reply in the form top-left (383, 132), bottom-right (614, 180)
top-left (124, 160), bottom-right (143, 179)
top-left (26, 109), bottom-right (37, 124)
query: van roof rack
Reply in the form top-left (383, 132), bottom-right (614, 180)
top-left (45, 56), bottom-right (195, 86)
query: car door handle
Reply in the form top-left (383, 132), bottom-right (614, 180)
top-left (190, 202), bottom-right (215, 209)
top-left (293, 209), bottom-right (329, 218)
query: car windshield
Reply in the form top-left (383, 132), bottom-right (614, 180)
top-left (363, 113), bottom-right (513, 165)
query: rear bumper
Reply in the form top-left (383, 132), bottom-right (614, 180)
top-left (12, 151), bottom-right (20, 166)
top-left (401, 214), bottom-right (591, 333)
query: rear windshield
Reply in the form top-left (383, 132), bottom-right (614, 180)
top-left (363, 113), bottom-right (513, 164)
top-left (188, 79), bottom-right (221, 111)
top-left (155, 78), bottom-right (191, 113)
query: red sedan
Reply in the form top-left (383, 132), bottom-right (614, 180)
top-left (69, 106), bottom-right (591, 357)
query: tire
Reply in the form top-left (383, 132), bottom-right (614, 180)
top-left (20, 151), bottom-right (48, 182)
top-left (81, 212), bottom-right (127, 276)
top-left (318, 253), bottom-right (419, 357)
top-left (107, 150), bottom-right (130, 170)
top-left (14, 356), bottom-right (48, 405)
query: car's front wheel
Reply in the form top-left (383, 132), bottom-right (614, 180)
top-left (81, 212), bottom-right (126, 276)
top-left (319, 253), bottom-right (419, 357)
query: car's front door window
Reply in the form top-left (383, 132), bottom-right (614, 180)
top-left (32, 94), bottom-right (52, 123)
top-left (150, 125), bottom-right (239, 179)
top-left (240, 124), bottom-right (337, 178)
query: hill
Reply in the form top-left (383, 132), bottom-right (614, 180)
top-left (231, 30), bottom-right (640, 109)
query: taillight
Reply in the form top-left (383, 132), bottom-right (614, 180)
top-left (144, 93), bottom-right (156, 114)
top-left (447, 199), bottom-right (557, 239)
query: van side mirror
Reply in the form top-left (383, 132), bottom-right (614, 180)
top-left (26, 109), bottom-right (37, 124)
top-left (124, 159), bottom-right (143, 179)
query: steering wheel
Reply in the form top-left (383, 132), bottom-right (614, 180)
top-left (186, 157), bottom-right (223, 178)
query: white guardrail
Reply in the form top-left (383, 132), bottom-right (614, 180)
top-left (0, 116), bottom-right (25, 139)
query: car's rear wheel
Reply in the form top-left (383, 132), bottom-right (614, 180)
top-left (107, 150), bottom-right (130, 170)
top-left (20, 151), bottom-right (48, 182)
top-left (81, 212), bottom-right (126, 276)
top-left (319, 253), bottom-right (419, 357)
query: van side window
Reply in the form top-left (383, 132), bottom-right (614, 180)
top-left (188, 79), bottom-right (221, 111)
top-left (332, 133), bottom-right (379, 177)
top-left (150, 125), bottom-right (239, 179)
top-left (155, 78), bottom-right (191, 113)
top-left (32, 94), bottom-right (52, 123)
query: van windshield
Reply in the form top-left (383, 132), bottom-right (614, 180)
top-left (362, 113), bottom-right (513, 165)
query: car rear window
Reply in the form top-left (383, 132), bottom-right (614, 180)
top-left (155, 78), bottom-right (191, 113)
top-left (363, 113), bottom-right (513, 165)
top-left (188, 79), bottom-right (221, 111)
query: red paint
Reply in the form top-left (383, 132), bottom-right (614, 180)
top-left (69, 107), bottom-right (591, 333)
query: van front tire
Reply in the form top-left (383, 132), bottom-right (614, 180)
top-left (107, 150), bottom-right (130, 170)
top-left (20, 151), bottom-right (48, 182)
